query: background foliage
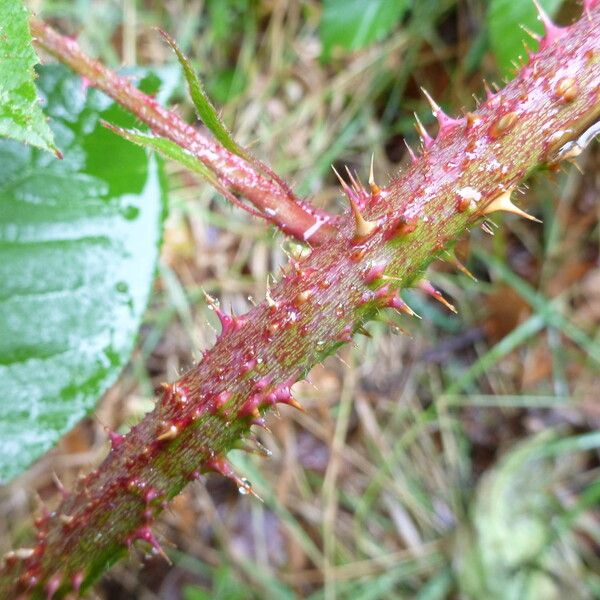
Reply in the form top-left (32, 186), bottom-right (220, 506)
top-left (0, 0), bottom-right (599, 598)
top-left (0, 0), bottom-right (56, 152)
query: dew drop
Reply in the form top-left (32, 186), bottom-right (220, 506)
top-left (238, 478), bottom-right (252, 495)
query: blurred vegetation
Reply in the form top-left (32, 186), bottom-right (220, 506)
top-left (3, 0), bottom-right (599, 598)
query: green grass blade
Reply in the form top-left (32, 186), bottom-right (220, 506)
top-left (476, 249), bottom-right (600, 365)
top-left (444, 313), bottom-right (546, 395)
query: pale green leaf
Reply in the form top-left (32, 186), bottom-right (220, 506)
top-left (0, 66), bottom-right (169, 482)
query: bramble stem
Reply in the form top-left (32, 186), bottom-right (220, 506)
top-left (29, 18), bottom-right (337, 245)
top-left (3, 6), bottom-right (600, 598)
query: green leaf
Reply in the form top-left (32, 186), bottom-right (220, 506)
top-left (0, 0), bottom-right (57, 153)
top-left (103, 126), bottom-right (218, 184)
top-left (320, 0), bottom-right (410, 62)
top-left (103, 126), bottom-right (262, 218)
top-left (0, 66), bottom-right (169, 482)
top-left (159, 30), bottom-right (246, 158)
top-left (488, 0), bottom-right (564, 76)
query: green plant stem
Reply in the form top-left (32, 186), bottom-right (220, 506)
top-left (3, 7), bottom-right (600, 598)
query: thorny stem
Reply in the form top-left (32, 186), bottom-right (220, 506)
top-left (29, 18), bottom-right (338, 245)
top-left (3, 5), bottom-right (600, 598)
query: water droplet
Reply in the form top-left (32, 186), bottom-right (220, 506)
top-left (287, 307), bottom-right (300, 322)
top-left (238, 478), bottom-right (252, 495)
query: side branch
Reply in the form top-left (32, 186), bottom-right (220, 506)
top-left (29, 18), bottom-right (337, 245)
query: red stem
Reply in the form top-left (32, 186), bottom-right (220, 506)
top-left (29, 18), bottom-right (338, 245)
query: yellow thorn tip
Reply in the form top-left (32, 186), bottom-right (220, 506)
top-left (369, 153), bottom-right (381, 195)
top-left (156, 425), bottom-right (178, 442)
top-left (420, 87), bottom-right (440, 115)
top-left (482, 190), bottom-right (542, 223)
top-left (332, 164), bottom-right (378, 238)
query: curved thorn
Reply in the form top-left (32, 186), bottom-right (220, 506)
top-left (344, 165), bottom-right (362, 196)
top-left (156, 424), bottom-right (178, 442)
top-left (333, 166), bottom-right (378, 238)
top-left (333, 164), bottom-right (361, 211)
top-left (351, 203), bottom-right (378, 238)
top-left (532, 0), bottom-right (566, 48)
top-left (531, 0), bottom-right (553, 28)
top-left (414, 113), bottom-right (433, 149)
top-left (482, 190), bottom-right (542, 223)
top-left (331, 164), bottom-right (351, 195)
top-left (519, 23), bottom-right (541, 43)
top-left (204, 455), bottom-right (263, 501)
top-left (388, 295), bottom-right (421, 319)
top-left (357, 325), bottom-right (372, 338)
top-left (403, 139), bottom-right (417, 163)
top-left (265, 276), bottom-right (278, 309)
top-left (418, 280), bottom-right (457, 314)
top-left (445, 252), bottom-right (478, 282)
top-left (204, 291), bottom-right (236, 336)
top-left (483, 79), bottom-right (495, 100)
top-left (421, 87), bottom-right (441, 115)
top-left (420, 87), bottom-right (464, 133)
